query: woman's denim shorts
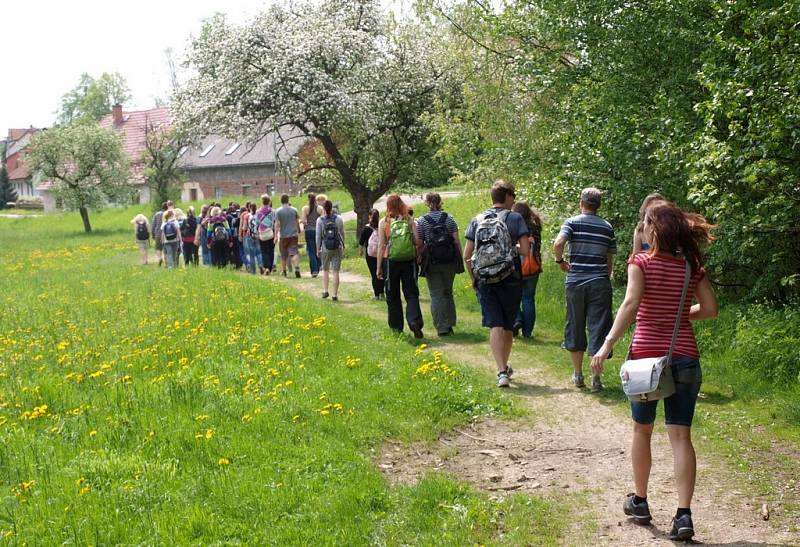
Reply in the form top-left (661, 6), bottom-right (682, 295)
top-left (631, 356), bottom-right (702, 427)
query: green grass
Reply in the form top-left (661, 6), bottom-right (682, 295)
top-left (0, 205), bottom-right (565, 544)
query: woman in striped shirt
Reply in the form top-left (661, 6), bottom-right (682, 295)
top-left (590, 200), bottom-right (717, 542)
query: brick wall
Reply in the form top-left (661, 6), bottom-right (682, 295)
top-left (182, 164), bottom-right (300, 202)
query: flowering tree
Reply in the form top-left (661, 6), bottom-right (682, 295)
top-left (174, 0), bottom-right (448, 230)
top-left (26, 123), bottom-right (132, 233)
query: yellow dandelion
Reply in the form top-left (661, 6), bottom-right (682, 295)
top-left (218, 458), bottom-right (230, 466)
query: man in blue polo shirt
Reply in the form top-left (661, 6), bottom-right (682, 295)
top-left (553, 187), bottom-right (616, 392)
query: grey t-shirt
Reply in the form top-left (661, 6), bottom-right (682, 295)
top-left (276, 205), bottom-right (300, 238)
top-left (315, 214), bottom-right (345, 250)
top-left (558, 213), bottom-right (617, 286)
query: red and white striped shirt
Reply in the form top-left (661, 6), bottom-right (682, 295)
top-left (629, 252), bottom-right (705, 359)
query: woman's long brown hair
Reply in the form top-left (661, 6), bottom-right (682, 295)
top-left (646, 201), bottom-right (715, 273)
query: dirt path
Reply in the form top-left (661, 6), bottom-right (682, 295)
top-left (265, 267), bottom-right (797, 546)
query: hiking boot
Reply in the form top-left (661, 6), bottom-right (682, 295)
top-left (669, 514), bottom-right (694, 541)
top-left (591, 376), bottom-right (604, 393)
top-left (497, 371), bottom-right (510, 388)
top-left (623, 494), bottom-right (652, 525)
top-left (295, 270), bottom-right (301, 278)
top-left (332, 296), bottom-right (338, 302)
top-left (322, 292), bottom-right (329, 299)
top-left (410, 323), bottom-right (423, 339)
top-left (572, 373), bottom-right (585, 388)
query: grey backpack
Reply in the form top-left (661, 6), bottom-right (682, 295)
top-left (471, 209), bottom-right (516, 284)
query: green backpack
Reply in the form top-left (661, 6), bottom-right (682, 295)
top-left (388, 217), bottom-right (415, 260)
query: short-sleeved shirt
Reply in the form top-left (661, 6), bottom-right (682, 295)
top-left (558, 213), bottom-right (617, 286)
top-left (465, 207), bottom-right (529, 243)
top-left (315, 214), bottom-right (345, 250)
top-left (276, 205), bottom-right (300, 239)
top-left (629, 252), bottom-right (705, 359)
top-left (152, 211), bottom-right (164, 238)
top-left (416, 211), bottom-right (459, 244)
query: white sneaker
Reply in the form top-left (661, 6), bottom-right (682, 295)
top-left (497, 371), bottom-right (510, 388)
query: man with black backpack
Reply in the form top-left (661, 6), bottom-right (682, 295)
top-left (315, 200), bottom-right (345, 301)
top-left (416, 193), bottom-right (463, 337)
top-left (463, 180), bottom-right (530, 388)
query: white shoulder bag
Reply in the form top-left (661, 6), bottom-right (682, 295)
top-left (620, 259), bottom-right (690, 402)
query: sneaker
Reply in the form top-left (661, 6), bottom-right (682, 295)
top-left (591, 376), bottom-right (604, 392)
top-left (572, 373), bottom-right (585, 388)
top-left (282, 270), bottom-right (287, 277)
top-left (322, 292), bottom-right (329, 299)
top-left (669, 514), bottom-right (694, 541)
top-left (295, 270), bottom-right (301, 278)
top-left (497, 371), bottom-right (510, 388)
top-left (623, 494), bottom-right (652, 525)
top-left (505, 365), bottom-right (514, 379)
top-left (410, 323), bottom-right (423, 339)
top-left (332, 296), bottom-right (338, 302)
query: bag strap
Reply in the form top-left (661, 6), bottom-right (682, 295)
top-left (666, 259), bottom-right (691, 361)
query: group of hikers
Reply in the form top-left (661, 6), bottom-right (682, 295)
top-left (131, 179), bottom-right (718, 542)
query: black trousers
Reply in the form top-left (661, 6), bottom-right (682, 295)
top-left (182, 241), bottom-right (198, 265)
top-left (211, 241), bottom-right (229, 268)
top-left (259, 239), bottom-right (275, 271)
top-left (365, 255), bottom-right (386, 297)
top-left (386, 259), bottom-right (423, 332)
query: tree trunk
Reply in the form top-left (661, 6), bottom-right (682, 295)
top-left (79, 206), bottom-right (92, 233)
top-left (352, 189), bottom-right (375, 236)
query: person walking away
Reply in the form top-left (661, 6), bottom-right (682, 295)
top-left (197, 205), bottom-right (212, 266)
top-left (590, 200), bottom-right (717, 542)
top-left (161, 210), bottom-right (182, 269)
top-left (244, 202), bottom-right (263, 274)
top-left (151, 202), bottom-right (168, 266)
top-left (463, 180), bottom-right (530, 388)
top-left (181, 206), bottom-right (199, 266)
top-left (632, 193), bottom-right (665, 253)
top-left (239, 202), bottom-right (254, 274)
top-left (132, 214), bottom-right (150, 265)
top-left (376, 194), bottom-right (424, 338)
top-left (301, 193), bottom-right (323, 277)
top-left (359, 209), bottom-right (385, 299)
top-left (274, 194), bottom-right (302, 277)
top-left (207, 206), bottom-right (231, 268)
top-left (226, 204), bottom-right (243, 270)
top-left (416, 193), bottom-right (462, 337)
top-left (512, 202), bottom-right (543, 338)
top-left (553, 187), bottom-right (617, 392)
top-left (316, 200), bottom-right (345, 300)
top-left (255, 195), bottom-right (276, 275)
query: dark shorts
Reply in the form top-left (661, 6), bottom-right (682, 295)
top-left (477, 280), bottom-right (522, 330)
top-left (631, 357), bottom-right (702, 427)
top-left (563, 277), bottom-right (612, 356)
top-left (279, 236), bottom-right (299, 259)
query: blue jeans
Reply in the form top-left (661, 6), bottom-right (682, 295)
top-left (305, 229), bottom-right (319, 274)
top-left (244, 237), bottom-right (261, 274)
top-left (516, 274), bottom-right (540, 337)
top-left (200, 231), bottom-right (212, 266)
top-left (631, 357), bottom-right (702, 427)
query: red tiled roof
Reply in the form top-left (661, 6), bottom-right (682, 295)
top-left (99, 107), bottom-right (171, 183)
top-left (7, 128), bottom-right (32, 142)
top-left (8, 164), bottom-right (29, 181)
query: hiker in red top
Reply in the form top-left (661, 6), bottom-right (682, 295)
top-left (590, 200), bottom-right (718, 542)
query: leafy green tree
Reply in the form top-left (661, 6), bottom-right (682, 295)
top-left (0, 164), bottom-right (17, 209)
top-left (142, 124), bottom-right (186, 208)
top-left (26, 123), bottom-right (133, 232)
top-left (57, 72), bottom-right (132, 125)
top-left (174, 0), bottom-right (450, 231)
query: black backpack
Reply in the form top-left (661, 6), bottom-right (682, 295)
top-left (136, 222), bottom-right (149, 241)
top-left (322, 214), bottom-right (340, 250)
top-left (180, 217), bottom-right (197, 238)
top-left (163, 221), bottom-right (178, 242)
top-left (426, 212), bottom-right (457, 265)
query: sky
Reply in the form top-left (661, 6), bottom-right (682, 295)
top-left (0, 0), bottom-right (411, 136)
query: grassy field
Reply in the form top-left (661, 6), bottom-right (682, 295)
top-left (0, 207), bottom-right (565, 544)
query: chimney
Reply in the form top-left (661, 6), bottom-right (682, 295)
top-left (112, 104), bottom-right (123, 125)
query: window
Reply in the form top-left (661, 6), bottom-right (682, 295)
top-left (199, 143), bottom-right (215, 158)
top-left (215, 187), bottom-right (224, 199)
top-left (178, 146), bottom-right (189, 156)
top-left (224, 142), bottom-right (240, 155)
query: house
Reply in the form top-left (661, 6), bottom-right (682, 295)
top-left (178, 127), bottom-right (308, 202)
top-left (37, 105), bottom-right (170, 212)
top-left (4, 127), bottom-right (41, 201)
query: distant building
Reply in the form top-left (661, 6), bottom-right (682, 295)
top-left (4, 127), bottom-right (41, 200)
top-left (178, 128), bottom-right (308, 202)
